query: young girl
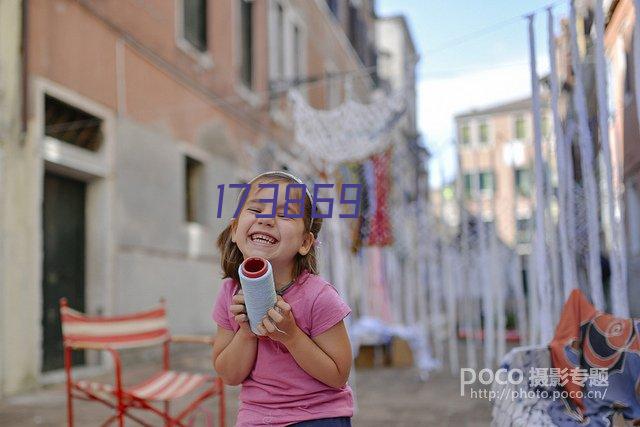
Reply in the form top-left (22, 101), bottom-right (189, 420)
top-left (212, 171), bottom-right (354, 427)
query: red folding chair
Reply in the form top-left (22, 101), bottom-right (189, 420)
top-left (59, 298), bottom-right (225, 427)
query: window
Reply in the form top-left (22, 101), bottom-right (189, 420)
top-left (325, 62), bottom-right (340, 108)
top-left (275, 4), bottom-right (285, 80)
top-left (515, 168), bottom-right (531, 197)
top-left (516, 218), bottom-right (532, 244)
top-left (461, 122), bottom-right (470, 145)
top-left (479, 120), bottom-right (489, 144)
top-left (183, 0), bottom-right (207, 52)
top-left (479, 171), bottom-right (495, 195)
top-left (326, 0), bottom-right (340, 20)
top-left (464, 173), bottom-right (473, 199)
top-left (348, 4), bottom-right (358, 55)
top-left (625, 49), bottom-right (633, 104)
top-left (185, 156), bottom-right (204, 223)
top-left (628, 181), bottom-right (640, 256)
top-left (45, 95), bottom-right (103, 151)
top-left (483, 219), bottom-right (494, 235)
top-left (541, 114), bottom-right (551, 139)
top-left (240, 0), bottom-right (253, 88)
top-left (293, 24), bottom-right (301, 81)
top-left (514, 114), bottom-right (526, 139)
top-left (269, 2), bottom-right (306, 104)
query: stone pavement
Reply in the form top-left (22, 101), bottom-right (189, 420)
top-left (0, 346), bottom-right (491, 426)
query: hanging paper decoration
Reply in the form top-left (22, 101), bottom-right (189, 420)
top-left (289, 88), bottom-right (407, 165)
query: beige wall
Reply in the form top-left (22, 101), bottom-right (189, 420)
top-left (27, 0), bottom-right (373, 151)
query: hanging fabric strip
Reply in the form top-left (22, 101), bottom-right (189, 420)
top-left (490, 223), bottom-right (507, 364)
top-left (528, 14), bottom-right (554, 343)
top-left (634, 0), bottom-right (640, 146)
top-left (569, 0), bottom-right (605, 311)
top-left (445, 247), bottom-right (460, 375)
top-left (473, 169), bottom-right (495, 366)
top-left (527, 249), bottom-right (540, 345)
top-left (457, 148), bottom-right (477, 370)
top-left (595, 0), bottom-right (630, 317)
top-left (547, 7), bottom-right (578, 303)
top-left (510, 161), bottom-right (529, 344)
top-left (510, 250), bottom-right (528, 345)
top-left (438, 165), bottom-right (459, 374)
top-left (416, 189), bottom-right (434, 365)
top-left (427, 203), bottom-right (444, 362)
top-left (487, 152), bottom-right (506, 362)
top-left (564, 119), bottom-right (579, 287)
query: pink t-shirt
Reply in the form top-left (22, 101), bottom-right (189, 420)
top-left (212, 269), bottom-right (354, 427)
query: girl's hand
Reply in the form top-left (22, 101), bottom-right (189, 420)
top-left (257, 296), bottom-right (301, 344)
top-left (230, 289), bottom-right (256, 339)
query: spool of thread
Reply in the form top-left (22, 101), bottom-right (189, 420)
top-left (238, 257), bottom-right (282, 336)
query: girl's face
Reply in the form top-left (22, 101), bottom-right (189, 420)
top-left (231, 181), bottom-right (314, 275)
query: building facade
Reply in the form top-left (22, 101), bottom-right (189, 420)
top-left (375, 15), bottom-right (428, 325)
top-left (0, 0), bottom-right (26, 397)
top-left (455, 98), bottom-right (553, 255)
top-left (0, 0), bottom-right (382, 396)
top-left (604, 0), bottom-right (640, 315)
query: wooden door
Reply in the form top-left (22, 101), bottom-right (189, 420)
top-left (42, 173), bottom-right (86, 371)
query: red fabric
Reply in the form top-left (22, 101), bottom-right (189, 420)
top-left (549, 288), bottom-right (640, 417)
top-left (367, 149), bottom-right (393, 246)
top-left (549, 289), bottom-right (597, 413)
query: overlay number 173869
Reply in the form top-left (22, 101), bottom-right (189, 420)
top-left (215, 183), bottom-right (362, 219)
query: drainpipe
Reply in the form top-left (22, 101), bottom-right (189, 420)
top-left (21, 0), bottom-right (28, 139)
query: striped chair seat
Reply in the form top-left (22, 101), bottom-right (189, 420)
top-left (77, 371), bottom-right (214, 401)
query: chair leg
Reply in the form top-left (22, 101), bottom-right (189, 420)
top-left (67, 392), bottom-right (74, 427)
top-left (117, 397), bottom-right (125, 427)
top-left (64, 348), bottom-right (74, 427)
top-left (66, 384), bottom-right (74, 427)
top-left (218, 378), bottom-right (225, 427)
top-left (165, 402), bottom-right (171, 427)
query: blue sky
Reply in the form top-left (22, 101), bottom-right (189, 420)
top-left (377, 0), bottom-right (569, 186)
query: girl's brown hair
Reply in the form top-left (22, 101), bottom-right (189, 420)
top-left (216, 172), bottom-right (323, 283)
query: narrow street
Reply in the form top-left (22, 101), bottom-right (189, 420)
top-left (0, 346), bottom-right (491, 426)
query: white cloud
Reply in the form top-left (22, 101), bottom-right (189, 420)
top-left (419, 56), bottom-right (549, 187)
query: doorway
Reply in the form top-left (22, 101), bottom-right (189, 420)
top-left (42, 172), bottom-right (86, 372)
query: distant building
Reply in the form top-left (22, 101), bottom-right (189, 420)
top-left (376, 14), bottom-right (426, 206)
top-left (375, 14), bottom-right (428, 325)
top-left (454, 96), bottom-right (553, 256)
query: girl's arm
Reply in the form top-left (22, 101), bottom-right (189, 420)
top-left (212, 327), bottom-right (257, 386)
top-left (259, 300), bottom-right (352, 389)
top-left (212, 290), bottom-right (258, 385)
top-left (285, 320), bottom-right (352, 389)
